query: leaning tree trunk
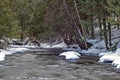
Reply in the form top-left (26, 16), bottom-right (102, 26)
top-left (63, 0), bottom-right (81, 40)
top-left (63, 0), bottom-right (91, 49)
top-left (73, 0), bottom-right (88, 49)
top-left (73, 0), bottom-right (84, 38)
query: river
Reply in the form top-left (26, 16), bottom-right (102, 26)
top-left (0, 49), bottom-right (120, 80)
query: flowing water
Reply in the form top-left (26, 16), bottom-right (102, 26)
top-left (0, 50), bottom-right (120, 80)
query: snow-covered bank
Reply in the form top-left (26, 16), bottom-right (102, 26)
top-left (98, 48), bottom-right (120, 69)
top-left (0, 36), bottom-right (120, 72)
top-left (40, 42), bottom-right (67, 48)
top-left (0, 47), bottom-right (30, 61)
top-left (76, 39), bottom-right (106, 56)
top-left (8, 44), bottom-right (40, 48)
top-left (60, 39), bottom-right (106, 56)
top-left (60, 38), bottom-right (120, 71)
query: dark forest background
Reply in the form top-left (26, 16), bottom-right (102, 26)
top-left (0, 0), bottom-right (120, 49)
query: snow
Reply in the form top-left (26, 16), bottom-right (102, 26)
top-left (24, 44), bottom-right (40, 48)
top-left (81, 32), bottom-right (120, 70)
top-left (61, 39), bottom-right (106, 56)
top-left (93, 40), bottom-right (106, 49)
top-left (86, 39), bottom-right (100, 44)
top-left (111, 28), bottom-right (120, 37)
top-left (78, 39), bottom-right (106, 55)
top-left (116, 48), bottom-right (120, 52)
top-left (59, 51), bottom-right (81, 60)
top-left (0, 51), bottom-right (6, 61)
top-left (117, 41), bottom-right (120, 48)
top-left (6, 47), bottom-right (29, 53)
top-left (40, 43), bottom-right (51, 48)
top-left (0, 47), bottom-right (30, 61)
top-left (98, 54), bottom-right (120, 63)
top-left (0, 49), bottom-right (13, 61)
top-left (51, 42), bottom-right (67, 48)
top-left (9, 44), bottom-right (40, 48)
top-left (0, 49), bottom-right (13, 55)
top-left (40, 42), bottom-right (67, 48)
top-left (98, 51), bottom-right (113, 57)
top-left (98, 48), bottom-right (120, 69)
top-left (81, 48), bottom-right (101, 55)
top-left (112, 58), bottom-right (120, 67)
top-left (116, 64), bottom-right (120, 69)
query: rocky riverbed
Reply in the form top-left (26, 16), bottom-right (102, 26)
top-left (0, 51), bottom-right (120, 80)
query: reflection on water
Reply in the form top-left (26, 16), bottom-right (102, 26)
top-left (66, 59), bottom-right (79, 63)
top-left (0, 51), bottom-right (120, 80)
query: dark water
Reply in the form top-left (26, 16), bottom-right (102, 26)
top-left (0, 51), bottom-right (120, 80)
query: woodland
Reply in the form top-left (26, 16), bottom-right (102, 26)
top-left (0, 0), bottom-right (120, 50)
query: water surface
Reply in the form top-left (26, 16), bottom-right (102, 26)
top-left (0, 51), bottom-right (120, 80)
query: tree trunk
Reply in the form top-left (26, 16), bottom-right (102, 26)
top-left (73, 0), bottom-right (84, 38)
top-left (103, 14), bottom-right (109, 50)
top-left (90, 16), bottom-right (94, 39)
top-left (63, 0), bottom-right (90, 49)
top-left (73, 0), bottom-right (88, 49)
top-left (20, 17), bottom-right (24, 40)
top-left (117, 15), bottom-right (119, 30)
top-left (63, 0), bottom-right (81, 44)
top-left (91, 26), bottom-right (94, 39)
top-left (98, 17), bottom-right (102, 39)
top-left (108, 23), bottom-right (112, 46)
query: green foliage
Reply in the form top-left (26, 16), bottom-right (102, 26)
top-left (0, 0), bottom-right (19, 38)
top-left (81, 20), bottom-right (93, 28)
top-left (10, 0), bottom-right (48, 38)
top-left (107, 0), bottom-right (120, 15)
top-left (0, 0), bottom-right (120, 40)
